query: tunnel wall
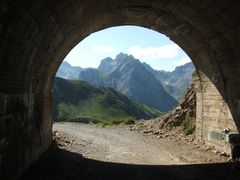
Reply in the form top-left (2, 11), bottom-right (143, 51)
top-left (0, 92), bottom-right (52, 179)
top-left (0, 0), bottom-right (239, 179)
top-left (193, 71), bottom-right (237, 153)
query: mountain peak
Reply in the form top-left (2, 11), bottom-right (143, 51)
top-left (100, 57), bottom-right (113, 63)
top-left (115, 52), bottom-right (128, 61)
top-left (56, 61), bottom-right (83, 79)
top-left (98, 53), bottom-right (137, 73)
top-left (115, 53), bottom-right (135, 62)
top-left (61, 61), bottom-right (71, 67)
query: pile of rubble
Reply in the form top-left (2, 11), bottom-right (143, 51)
top-left (160, 83), bottom-right (196, 130)
top-left (131, 83), bottom-right (196, 133)
top-left (129, 122), bottom-right (230, 160)
top-left (129, 83), bottom-right (197, 147)
top-left (53, 131), bottom-right (73, 147)
top-left (128, 83), bottom-right (231, 160)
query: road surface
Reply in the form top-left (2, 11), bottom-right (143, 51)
top-left (19, 123), bottom-right (240, 180)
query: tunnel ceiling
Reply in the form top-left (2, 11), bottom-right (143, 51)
top-left (0, 1), bottom-right (240, 179)
top-left (1, 0), bottom-right (239, 121)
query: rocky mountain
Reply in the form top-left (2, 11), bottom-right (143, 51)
top-left (78, 53), bottom-right (178, 112)
top-left (56, 53), bottom-right (194, 110)
top-left (143, 62), bottom-right (195, 100)
top-left (56, 61), bottom-right (83, 79)
top-left (53, 77), bottom-right (162, 124)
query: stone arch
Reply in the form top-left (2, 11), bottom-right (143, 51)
top-left (0, 1), bottom-right (240, 179)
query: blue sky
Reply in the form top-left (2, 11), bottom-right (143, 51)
top-left (64, 26), bottom-right (191, 71)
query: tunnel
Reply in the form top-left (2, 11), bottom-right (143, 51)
top-left (0, 0), bottom-right (240, 179)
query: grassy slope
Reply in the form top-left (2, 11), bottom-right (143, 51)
top-left (53, 77), bottom-right (163, 124)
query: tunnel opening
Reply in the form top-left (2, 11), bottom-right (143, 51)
top-left (50, 25), bottom-right (237, 168)
top-left (1, 1), bottom-right (240, 180)
top-left (53, 25), bottom-right (194, 124)
top-left (51, 25), bottom-right (201, 165)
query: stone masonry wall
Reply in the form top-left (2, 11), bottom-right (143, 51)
top-left (0, 92), bottom-right (52, 180)
top-left (193, 71), bottom-right (238, 153)
top-left (0, 1), bottom-right (239, 179)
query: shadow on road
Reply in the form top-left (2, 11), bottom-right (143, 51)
top-left (19, 146), bottom-right (240, 180)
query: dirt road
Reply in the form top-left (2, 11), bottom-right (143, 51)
top-left (53, 123), bottom-right (226, 165)
top-left (19, 123), bottom-right (240, 180)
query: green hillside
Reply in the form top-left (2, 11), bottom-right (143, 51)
top-left (52, 77), bottom-right (163, 124)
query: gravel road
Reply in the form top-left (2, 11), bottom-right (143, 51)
top-left (19, 123), bottom-right (240, 180)
top-left (53, 123), bottom-right (226, 165)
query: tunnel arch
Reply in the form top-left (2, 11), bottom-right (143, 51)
top-left (44, 1), bottom-right (239, 128)
top-left (0, 1), bottom-right (240, 179)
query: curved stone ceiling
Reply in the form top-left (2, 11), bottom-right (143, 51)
top-left (0, 0), bottom-right (239, 179)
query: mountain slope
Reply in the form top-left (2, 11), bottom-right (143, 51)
top-left (143, 62), bottom-right (195, 100)
top-left (78, 53), bottom-right (178, 112)
top-left (53, 77), bottom-right (162, 124)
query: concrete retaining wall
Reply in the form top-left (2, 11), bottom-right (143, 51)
top-left (193, 71), bottom-right (237, 153)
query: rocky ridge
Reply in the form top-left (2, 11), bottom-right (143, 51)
top-left (143, 62), bottom-right (195, 100)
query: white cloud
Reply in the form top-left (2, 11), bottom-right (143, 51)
top-left (128, 44), bottom-right (181, 61)
top-left (178, 56), bottom-right (191, 65)
top-left (91, 45), bottom-right (116, 53)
